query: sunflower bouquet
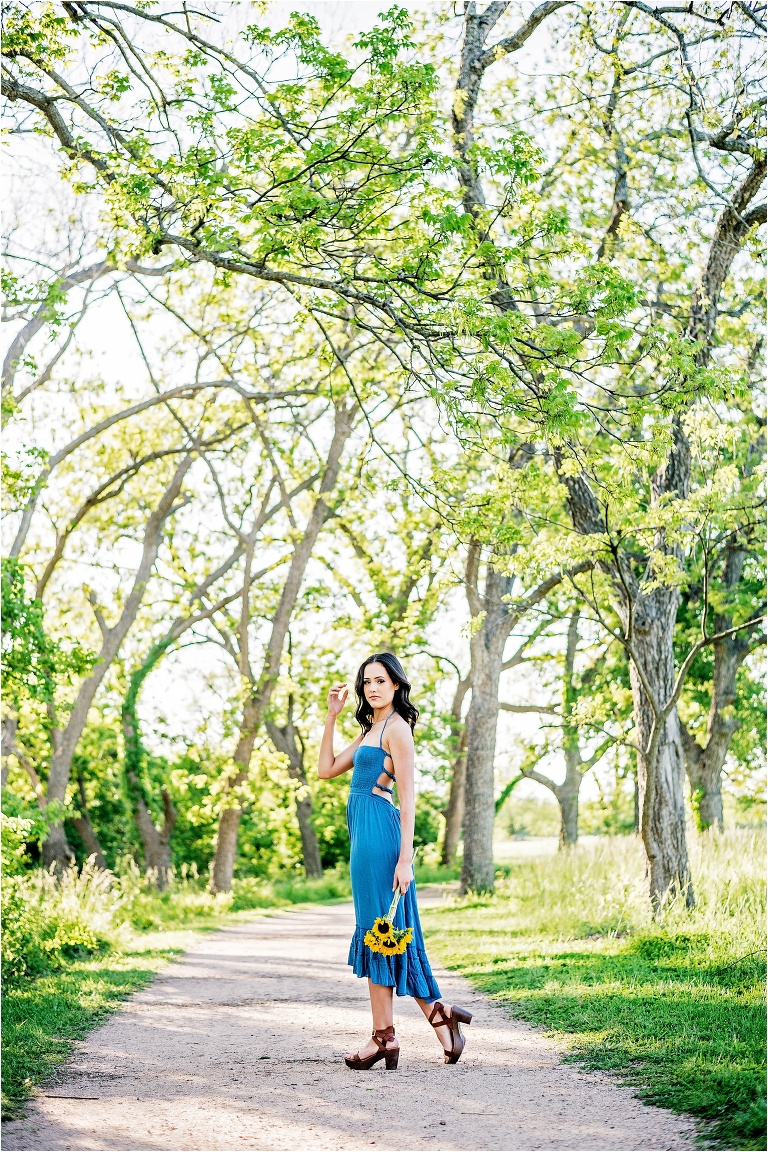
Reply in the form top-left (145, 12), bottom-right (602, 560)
top-left (364, 891), bottom-right (413, 956)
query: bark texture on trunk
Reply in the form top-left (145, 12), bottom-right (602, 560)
top-left (70, 816), bottom-right (107, 868)
top-left (210, 721), bottom-right (258, 894)
top-left (42, 457), bottom-right (191, 869)
top-left (210, 804), bottom-right (243, 893)
top-left (131, 788), bottom-right (176, 888)
top-left (559, 611), bottom-right (584, 849)
top-left (295, 792), bottom-right (323, 879)
top-left (629, 592), bottom-right (693, 909)
top-left (461, 560), bottom-right (511, 893)
top-left (70, 774), bottom-right (107, 868)
top-left (461, 637), bottom-right (504, 892)
top-left (559, 786), bottom-right (579, 847)
top-left (682, 728), bottom-right (724, 832)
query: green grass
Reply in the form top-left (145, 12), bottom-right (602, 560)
top-left (1, 944), bottom-right (176, 1119)
top-left (1, 865), bottom-right (353, 1119)
top-left (422, 829), bottom-right (766, 1151)
top-left (124, 865), bottom-right (353, 930)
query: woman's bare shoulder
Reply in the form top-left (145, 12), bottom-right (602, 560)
top-left (386, 713), bottom-right (414, 744)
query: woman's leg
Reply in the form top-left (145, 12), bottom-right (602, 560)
top-left (369, 979), bottom-right (395, 1030)
top-left (346, 981), bottom-right (396, 1060)
top-left (415, 997), bottom-right (453, 1052)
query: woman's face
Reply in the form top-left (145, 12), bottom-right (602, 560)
top-left (362, 662), bottom-right (398, 711)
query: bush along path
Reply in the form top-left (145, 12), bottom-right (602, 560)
top-left (2, 899), bottom-right (696, 1152)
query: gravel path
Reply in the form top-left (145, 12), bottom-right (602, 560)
top-left (3, 899), bottom-right (697, 1151)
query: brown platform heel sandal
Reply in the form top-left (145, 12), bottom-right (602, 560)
top-left (344, 1026), bottom-right (400, 1070)
top-left (428, 1002), bottom-right (473, 1064)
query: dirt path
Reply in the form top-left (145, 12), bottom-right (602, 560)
top-left (4, 899), bottom-right (696, 1151)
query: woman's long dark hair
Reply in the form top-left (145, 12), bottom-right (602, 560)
top-left (354, 653), bottom-right (419, 734)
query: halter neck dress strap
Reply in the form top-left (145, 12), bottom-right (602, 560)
top-left (378, 711), bottom-right (394, 747)
top-left (370, 711), bottom-right (396, 792)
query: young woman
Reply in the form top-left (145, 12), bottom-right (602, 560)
top-left (318, 652), bottom-right (472, 1070)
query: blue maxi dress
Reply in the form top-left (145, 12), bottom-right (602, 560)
top-left (346, 715), bottom-right (441, 1000)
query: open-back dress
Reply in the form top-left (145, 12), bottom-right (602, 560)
top-left (346, 713), bottom-right (441, 999)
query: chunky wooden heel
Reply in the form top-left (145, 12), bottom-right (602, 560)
top-left (344, 1026), bottom-right (400, 1070)
top-left (428, 1002), bottom-right (472, 1064)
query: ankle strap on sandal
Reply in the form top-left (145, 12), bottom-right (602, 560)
top-left (372, 1026), bottom-right (396, 1048)
top-left (427, 1002), bottom-right (450, 1028)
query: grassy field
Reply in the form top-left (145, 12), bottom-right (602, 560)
top-left (422, 829), bottom-right (767, 1151)
top-left (1, 867), bottom-right (352, 1119)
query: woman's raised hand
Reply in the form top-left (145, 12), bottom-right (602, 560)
top-left (327, 683), bottom-right (348, 717)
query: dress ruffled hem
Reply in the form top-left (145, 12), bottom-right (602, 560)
top-left (347, 926), bottom-right (441, 999)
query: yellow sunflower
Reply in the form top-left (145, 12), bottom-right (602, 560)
top-left (372, 917), bottom-right (393, 938)
top-left (377, 936), bottom-right (400, 955)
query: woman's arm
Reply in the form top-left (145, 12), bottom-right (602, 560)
top-left (387, 720), bottom-right (416, 894)
top-left (317, 683), bottom-right (360, 779)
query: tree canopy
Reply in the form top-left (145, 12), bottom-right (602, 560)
top-left (2, 1), bottom-right (764, 909)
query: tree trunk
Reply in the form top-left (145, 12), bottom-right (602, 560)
top-left (682, 732), bottom-right (724, 833)
top-left (42, 456), bottom-right (191, 869)
top-left (130, 788), bottom-right (176, 888)
top-left (681, 547), bottom-right (757, 833)
top-left (441, 672), bottom-right (470, 867)
top-left (70, 774), bottom-right (107, 868)
top-left (441, 732), bottom-right (466, 866)
top-left (558, 782), bottom-right (580, 847)
top-left (460, 550), bottom-right (570, 893)
top-left (461, 582), bottom-right (508, 893)
top-left (210, 722), bottom-right (257, 894)
top-left (42, 821), bottom-right (75, 870)
top-left (121, 638), bottom-right (179, 888)
top-left (558, 611), bottom-right (582, 849)
top-left (123, 701), bottom-right (176, 887)
top-left (295, 792), bottom-right (323, 879)
top-left (70, 816), bottom-right (107, 868)
top-left (266, 711), bottom-right (324, 880)
top-left (210, 805), bottom-right (243, 893)
top-left (629, 593), bottom-right (693, 910)
top-left (1, 713), bottom-right (17, 786)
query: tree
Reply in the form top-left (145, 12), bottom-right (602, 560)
top-left (509, 609), bottom-right (627, 847)
top-left (459, 540), bottom-right (590, 890)
top-left (120, 553), bottom-right (243, 887)
top-left (41, 454), bottom-right (193, 868)
top-left (2, 2), bottom-right (651, 434)
top-left (207, 396), bottom-right (356, 891)
top-left (444, 1), bottom-right (765, 906)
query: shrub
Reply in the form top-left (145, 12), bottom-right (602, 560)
top-left (1, 858), bottom-right (122, 983)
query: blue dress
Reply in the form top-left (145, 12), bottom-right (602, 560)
top-left (346, 715), bottom-right (441, 1000)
